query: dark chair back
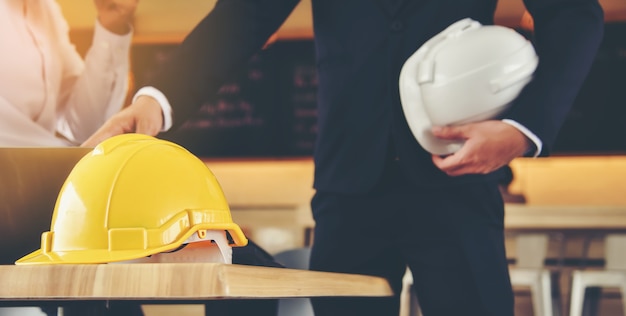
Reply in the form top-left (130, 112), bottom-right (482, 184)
top-left (0, 147), bottom-right (89, 264)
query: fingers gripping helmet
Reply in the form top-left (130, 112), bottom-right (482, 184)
top-left (16, 134), bottom-right (248, 265)
top-left (399, 18), bottom-right (538, 155)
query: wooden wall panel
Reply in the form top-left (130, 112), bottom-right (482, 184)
top-left (205, 156), bottom-right (626, 208)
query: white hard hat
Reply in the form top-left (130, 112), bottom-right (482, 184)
top-left (398, 18), bottom-right (538, 155)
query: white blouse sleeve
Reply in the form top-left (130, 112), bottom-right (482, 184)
top-left (56, 19), bottom-right (132, 144)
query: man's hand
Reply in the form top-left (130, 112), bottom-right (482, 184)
top-left (431, 120), bottom-right (531, 176)
top-left (82, 95), bottom-right (163, 147)
top-left (94, 0), bottom-right (138, 35)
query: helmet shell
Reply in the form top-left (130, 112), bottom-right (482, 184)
top-left (17, 134), bottom-right (247, 264)
top-left (399, 18), bottom-right (538, 155)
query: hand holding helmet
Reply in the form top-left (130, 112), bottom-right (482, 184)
top-left (430, 120), bottom-right (533, 176)
top-left (399, 18), bottom-right (538, 156)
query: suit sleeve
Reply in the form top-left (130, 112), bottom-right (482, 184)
top-left (503, 0), bottom-right (604, 156)
top-left (147, 0), bottom-right (300, 129)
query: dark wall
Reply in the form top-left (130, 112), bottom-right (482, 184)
top-left (131, 40), bottom-right (318, 158)
top-left (551, 22), bottom-right (626, 155)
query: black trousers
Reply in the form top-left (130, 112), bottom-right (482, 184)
top-left (309, 160), bottom-right (514, 316)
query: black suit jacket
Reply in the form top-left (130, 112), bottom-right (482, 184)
top-left (151, 0), bottom-right (604, 194)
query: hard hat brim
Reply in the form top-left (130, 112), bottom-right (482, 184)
top-left (16, 248), bottom-right (155, 265)
top-left (16, 224), bottom-right (248, 265)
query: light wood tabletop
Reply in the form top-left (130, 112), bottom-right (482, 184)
top-left (505, 204), bottom-right (626, 230)
top-left (0, 263), bottom-right (392, 301)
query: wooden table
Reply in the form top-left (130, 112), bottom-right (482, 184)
top-left (0, 262), bottom-right (392, 301)
top-left (0, 262), bottom-right (392, 304)
top-left (505, 204), bottom-right (626, 231)
top-left (504, 205), bottom-right (626, 264)
top-left (504, 205), bottom-right (626, 315)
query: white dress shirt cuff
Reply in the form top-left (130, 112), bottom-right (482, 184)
top-left (502, 119), bottom-right (542, 157)
top-left (133, 86), bottom-right (173, 132)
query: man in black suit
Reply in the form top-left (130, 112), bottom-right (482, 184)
top-left (84, 0), bottom-right (604, 315)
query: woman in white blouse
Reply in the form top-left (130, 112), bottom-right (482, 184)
top-left (0, 0), bottom-right (137, 146)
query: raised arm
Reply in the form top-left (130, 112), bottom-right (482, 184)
top-left (82, 0), bottom-right (300, 146)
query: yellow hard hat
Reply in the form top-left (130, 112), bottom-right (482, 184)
top-left (16, 134), bottom-right (248, 265)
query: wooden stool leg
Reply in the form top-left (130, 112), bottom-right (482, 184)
top-left (569, 271), bottom-right (586, 316)
top-left (540, 270), bottom-right (554, 316)
top-left (620, 279), bottom-right (626, 316)
top-left (583, 287), bottom-right (602, 316)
